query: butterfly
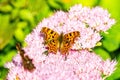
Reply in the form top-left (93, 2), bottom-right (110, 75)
top-left (16, 43), bottom-right (35, 72)
top-left (40, 27), bottom-right (80, 56)
top-left (15, 74), bottom-right (20, 80)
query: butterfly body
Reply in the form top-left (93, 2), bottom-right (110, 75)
top-left (16, 43), bottom-right (35, 72)
top-left (41, 27), bottom-right (80, 55)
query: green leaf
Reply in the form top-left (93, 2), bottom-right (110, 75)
top-left (17, 21), bottom-right (28, 29)
top-left (11, 8), bottom-right (19, 20)
top-left (0, 67), bottom-right (8, 80)
top-left (0, 4), bottom-right (13, 13)
top-left (94, 47), bottom-right (110, 60)
top-left (19, 9), bottom-right (34, 26)
top-left (0, 15), bottom-right (12, 49)
top-left (102, 37), bottom-right (119, 52)
top-left (10, 0), bottom-right (27, 8)
top-left (100, 0), bottom-right (120, 19)
top-left (99, 0), bottom-right (120, 53)
top-left (47, 0), bottom-right (63, 10)
top-left (0, 0), bottom-right (8, 3)
top-left (28, 0), bottom-right (52, 22)
top-left (0, 50), bottom-right (16, 66)
top-left (106, 68), bottom-right (120, 80)
top-left (102, 23), bottom-right (120, 52)
top-left (14, 27), bottom-right (25, 42)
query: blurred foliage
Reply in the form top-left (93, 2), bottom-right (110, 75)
top-left (0, 0), bottom-right (120, 79)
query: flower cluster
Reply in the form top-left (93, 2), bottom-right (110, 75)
top-left (5, 4), bottom-right (116, 80)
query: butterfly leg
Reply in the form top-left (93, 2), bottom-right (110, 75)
top-left (42, 50), bottom-right (49, 56)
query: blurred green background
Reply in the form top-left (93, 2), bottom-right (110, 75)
top-left (0, 0), bottom-right (120, 80)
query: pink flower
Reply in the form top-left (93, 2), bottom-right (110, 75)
top-left (5, 50), bottom-right (117, 80)
top-left (69, 5), bottom-right (115, 32)
top-left (5, 4), bottom-right (116, 80)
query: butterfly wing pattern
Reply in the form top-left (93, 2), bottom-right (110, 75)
top-left (41, 27), bottom-right (59, 54)
top-left (40, 27), bottom-right (80, 55)
top-left (60, 31), bottom-right (80, 55)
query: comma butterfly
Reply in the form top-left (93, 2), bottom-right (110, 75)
top-left (14, 74), bottom-right (20, 80)
top-left (16, 43), bottom-right (35, 72)
top-left (40, 27), bottom-right (80, 56)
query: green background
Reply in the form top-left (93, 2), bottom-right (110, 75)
top-left (0, 0), bottom-right (120, 80)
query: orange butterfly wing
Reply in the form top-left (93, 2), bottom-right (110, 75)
top-left (41, 27), bottom-right (59, 54)
top-left (41, 27), bottom-right (80, 55)
top-left (60, 31), bottom-right (80, 55)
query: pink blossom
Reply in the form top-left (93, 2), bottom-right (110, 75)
top-left (5, 4), bottom-right (116, 80)
top-left (69, 5), bottom-right (115, 32)
top-left (5, 50), bottom-right (117, 80)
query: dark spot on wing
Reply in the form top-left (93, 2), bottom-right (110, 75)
top-left (69, 33), bottom-right (72, 36)
top-left (50, 31), bottom-right (54, 34)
